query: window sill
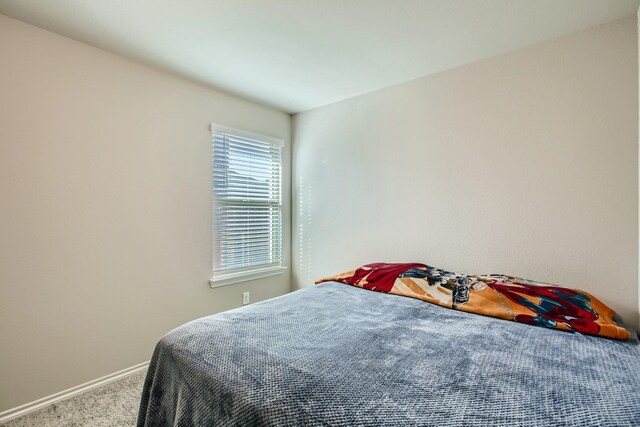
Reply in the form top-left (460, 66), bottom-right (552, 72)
top-left (209, 266), bottom-right (288, 288)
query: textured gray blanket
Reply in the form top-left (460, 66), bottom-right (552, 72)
top-left (138, 282), bottom-right (640, 426)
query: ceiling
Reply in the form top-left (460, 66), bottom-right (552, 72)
top-left (1, 0), bottom-right (638, 113)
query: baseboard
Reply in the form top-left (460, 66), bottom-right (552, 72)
top-left (0, 361), bottom-right (149, 424)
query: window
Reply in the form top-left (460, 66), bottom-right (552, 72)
top-left (210, 125), bottom-right (285, 287)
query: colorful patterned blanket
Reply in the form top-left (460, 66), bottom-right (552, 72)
top-left (316, 263), bottom-right (631, 340)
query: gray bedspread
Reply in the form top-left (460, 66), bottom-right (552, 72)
top-left (138, 282), bottom-right (640, 426)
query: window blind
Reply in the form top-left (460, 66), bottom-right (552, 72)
top-left (212, 127), bottom-right (283, 273)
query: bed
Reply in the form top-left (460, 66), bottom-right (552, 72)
top-left (137, 282), bottom-right (640, 426)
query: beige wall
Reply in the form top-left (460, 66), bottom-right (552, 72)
top-left (0, 15), bottom-right (291, 412)
top-left (293, 17), bottom-right (639, 329)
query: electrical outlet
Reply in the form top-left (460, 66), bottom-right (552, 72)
top-left (242, 291), bottom-right (250, 305)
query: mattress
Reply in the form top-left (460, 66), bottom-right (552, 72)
top-left (137, 282), bottom-right (640, 426)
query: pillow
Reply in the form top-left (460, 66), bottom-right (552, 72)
top-left (316, 262), bottom-right (631, 340)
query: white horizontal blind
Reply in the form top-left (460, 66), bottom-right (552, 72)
top-left (212, 127), bottom-right (283, 273)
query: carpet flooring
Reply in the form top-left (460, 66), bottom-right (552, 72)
top-left (1, 370), bottom-right (146, 427)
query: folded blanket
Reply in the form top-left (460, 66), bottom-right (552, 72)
top-left (316, 263), bottom-right (631, 340)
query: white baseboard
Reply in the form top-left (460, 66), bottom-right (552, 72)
top-left (0, 361), bottom-right (149, 424)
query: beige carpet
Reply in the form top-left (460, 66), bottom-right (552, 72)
top-left (1, 370), bottom-right (146, 427)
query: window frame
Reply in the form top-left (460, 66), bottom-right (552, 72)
top-left (208, 123), bottom-right (287, 288)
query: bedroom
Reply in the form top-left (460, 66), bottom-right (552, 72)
top-left (0, 0), bottom-right (639, 425)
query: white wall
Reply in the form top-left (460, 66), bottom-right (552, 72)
top-left (0, 15), bottom-right (291, 412)
top-left (293, 16), bottom-right (639, 329)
